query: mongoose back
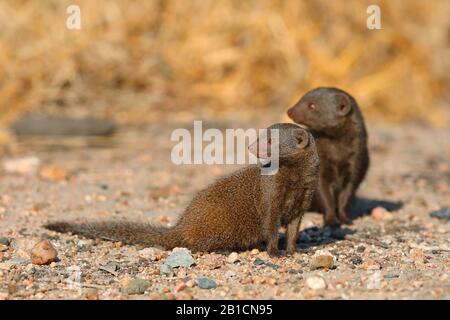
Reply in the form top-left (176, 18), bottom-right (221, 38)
top-left (287, 87), bottom-right (369, 226)
top-left (45, 123), bottom-right (319, 256)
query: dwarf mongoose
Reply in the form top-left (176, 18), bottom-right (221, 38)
top-left (287, 87), bottom-right (369, 226)
top-left (45, 123), bottom-right (319, 255)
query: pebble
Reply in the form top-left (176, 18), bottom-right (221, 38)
top-left (410, 249), bottom-right (425, 264)
top-left (31, 240), bottom-right (58, 265)
top-left (356, 245), bottom-right (366, 253)
top-left (99, 261), bottom-right (120, 276)
top-left (0, 237), bottom-right (10, 246)
top-left (371, 207), bottom-right (393, 221)
top-left (430, 207), bottom-right (450, 221)
top-left (362, 260), bottom-right (381, 271)
top-left (196, 277), bottom-right (217, 289)
top-left (160, 263), bottom-right (174, 277)
top-left (39, 165), bottom-right (69, 181)
top-left (384, 272), bottom-right (400, 279)
top-left (174, 282), bottom-right (187, 292)
top-left (306, 276), bottom-right (326, 290)
top-left (310, 250), bottom-right (336, 270)
top-left (227, 252), bottom-right (239, 264)
top-left (367, 271), bottom-right (382, 290)
top-left (2, 156), bottom-right (40, 175)
top-left (77, 240), bottom-right (93, 252)
top-left (164, 247), bottom-right (195, 268)
top-left (252, 258), bottom-right (280, 270)
top-left (84, 289), bottom-right (99, 300)
top-left (121, 277), bottom-right (151, 295)
top-left (138, 247), bottom-right (163, 261)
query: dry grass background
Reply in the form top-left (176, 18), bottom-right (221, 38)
top-left (0, 0), bottom-right (449, 126)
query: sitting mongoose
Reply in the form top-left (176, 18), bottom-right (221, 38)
top-left (44, 123), bottom-right (319, 256)
top-left (287, 87), bottom-right (369, 226)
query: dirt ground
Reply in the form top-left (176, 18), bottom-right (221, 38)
top-left (0, 110), bottom-right (449, 300)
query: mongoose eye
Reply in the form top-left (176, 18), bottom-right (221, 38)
top-left (307, 103), bottom-right (316, 110)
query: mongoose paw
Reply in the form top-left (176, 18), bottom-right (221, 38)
top-left (285, 247), bottom-right (298, 256)
top-left (267, 247), bottom-right (281, 257)
top-left (323, 215), bottom-right (339, 227)
top-left (338, 212), bottom-right (353, 225)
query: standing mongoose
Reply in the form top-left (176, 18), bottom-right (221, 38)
top-left (287, 87), bottom-right (369, 226)
top-left (45, 123), bottom-right (319, 256)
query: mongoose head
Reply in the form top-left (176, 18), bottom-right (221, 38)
top-left (248, 123), bottom-right (316, 162)
top-left (287, 87), bottom-right (355, 131)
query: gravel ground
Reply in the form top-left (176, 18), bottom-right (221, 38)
top-left (0, 112), bottom-right (449, 300)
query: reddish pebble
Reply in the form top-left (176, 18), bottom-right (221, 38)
top-left (31, 240), bottom-right (58, 265)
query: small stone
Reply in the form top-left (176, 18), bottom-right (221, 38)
top-left (362, 259), bottom-right (381, 271)
top-left (410, 249), bottom-right (425, 264)
top-left (84, 289), bottom-right (99, 300)
top-left (306, 276), bottom-right (326, 290)
top-left (196, 277), bottom-right (217, 289)
top-left (99, 261), bottom-right (120, 276)
top-left (39, 165), bottom-right (69, 181)
top-left (77, 240), bottom-right (92, 252)
top-left (310, 250), bottom-right (335, 270)
top-left (371, 207), bottom-right (392, 221)
top-left (430, 207), bottom-right (450, 221)
top-left (0, 244), bottom-right (8, 252)
top-left (0, 237), bottom-right (10, 246)
top-left (250, 249), bottom-right (259, 255)
top-left (160, 263), bottom-right (174, 277)
top-left (3, 157), bottom-right (40, 175)
top-left (227, 252), bottom-right (239, 264)
top-left (165, 247), bottom-right (195, 268)
top-left (174, 282), bottom-right (187, 292)
top-left (31, 240), bottom-right (58, 265)
top-left (253, 258), bottom-right (265, 266)
top-left (350, 255), bottom-right (363, 265)
top-left (138, 247), bottom-right (163, 261)
top-left (356, 245), bottom-right (366, 253)
top-left (367, 271), bottom-right (382, 290)
top-left (384, 272), bottom-right (400, 279)
top-left (121, 277), bottom-right (151, 295)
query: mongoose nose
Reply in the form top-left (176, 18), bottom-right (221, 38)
top-left (287, 109), bottom-right (294, 119)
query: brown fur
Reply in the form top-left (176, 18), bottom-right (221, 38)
top-left (45, 123), bottom-right (319, 255)
top-left (287, 87), bottom-right (369, 226)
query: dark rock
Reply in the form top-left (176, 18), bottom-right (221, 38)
top-left (253, 258), bottom-right (280, 270)
top-left (349, 255), bottom-right (363, 265)
top-left (0, 237), bottom-right (10, 246)
top-left (430, 207), bottom-right (450, 221)
top-left (121, 278), bottom-right (150, 295)
top-left (196, 277), bottom-right (217, 289)
top-left (165, 248), bottom-right (195, 268)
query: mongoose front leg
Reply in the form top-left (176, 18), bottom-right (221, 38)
top-left (285, 216), bottom-right (301, 255)
top-left (337, 182), bottom-right (354, 225)
top-left (319, 181), bottom-right (338, 226)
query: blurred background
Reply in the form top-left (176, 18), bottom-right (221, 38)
top-left (0, 0), bottom-right (449, 136)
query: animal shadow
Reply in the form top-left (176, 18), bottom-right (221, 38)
top-left (348, 196), bottom-right (403, 219)
top-left (277, 226), bottom-right (354, 251)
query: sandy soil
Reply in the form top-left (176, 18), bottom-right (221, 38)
top-left (0, 111), bottom-right (449, 300)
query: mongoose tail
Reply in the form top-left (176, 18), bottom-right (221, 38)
top-left (44, 221), bottom-right (182, 249)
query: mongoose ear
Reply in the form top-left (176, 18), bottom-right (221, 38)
top-left (294, 129), bottom-right (309, 149)
top-left (336, 93), bottom-right (352, 116)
